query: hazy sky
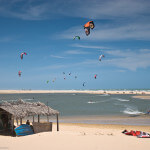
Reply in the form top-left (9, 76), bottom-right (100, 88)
top-left (0, 0), bottom-right (150, 90)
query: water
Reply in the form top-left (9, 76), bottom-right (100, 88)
top-left (1, 93), bottom-right (150, 125)
top-left (0, 93), bottom-right (150, 116)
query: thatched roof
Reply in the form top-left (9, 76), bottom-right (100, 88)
top-left (0, 99), bottom-right (59, 118)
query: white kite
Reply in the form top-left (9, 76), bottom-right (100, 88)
top-left (99, 55), bottom-right (105, 61)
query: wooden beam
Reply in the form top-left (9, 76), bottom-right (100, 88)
top-left (38, 115), bottom-right (39, 122)
top-left (47, 115), bottom-right (49, 122)
top-left (11, 116), bottom-right (14, 135)
top-left (56, 114), bottom-right (59, 131)
top-left (16, 119), bottom-right (18, 125)
top-left (20, 118), bottom-right (22, 125)
top-left (33, 116), bottom-right (35, 123)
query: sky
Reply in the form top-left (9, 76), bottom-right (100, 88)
top-left (0, 0), bottom-right (150, 90)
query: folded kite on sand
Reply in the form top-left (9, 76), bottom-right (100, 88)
top-left (122, 129), bottom-right (150, 138)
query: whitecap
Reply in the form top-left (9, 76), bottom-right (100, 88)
top-left (87, 101), bottom-right (96, 104)
top-left (72, 94), bottom-right (76, 96)
top-left (116, 98), bottom-right (130, 102)
top-left (1, 99), bottom-right (18, 102)
top-left (23, 99), bottom-right (35, 101)
top-left (99, 94), bottom-right (110, 96)
top-left (122, 107), bottom-right (144, 115)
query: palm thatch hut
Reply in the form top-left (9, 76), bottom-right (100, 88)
top-left (0, 99), bottom-right (59, 135)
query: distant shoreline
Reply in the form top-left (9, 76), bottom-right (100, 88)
top-left (0, 89), bottom-right (150, 95)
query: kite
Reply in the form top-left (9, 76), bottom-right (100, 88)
top-left (73, 36), bottom-right (80, 40)
top-left (99, 55), bottom-right (105, 61)
top-left (84, 21), bottom-right (95, 36)
top-left (46, 80), bottom-right (49, 84)
top-left (52, 78), bottom-right (56, 82)
top-left (83, 82), bottom-right (86, 87)
top-left (18, 71), bottom-right (22, 77)
top-left (94, 74), bottom-right (97, 79)
top-left (21, 52), bottom-right (27, 60)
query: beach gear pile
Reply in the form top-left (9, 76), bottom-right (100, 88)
top-left (122, 129), bottom-right (150, 138)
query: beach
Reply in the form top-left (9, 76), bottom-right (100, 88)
top-left (0, 89), bottom-right (150, 95)
top-left (0, 123), bottom-right (150, 150)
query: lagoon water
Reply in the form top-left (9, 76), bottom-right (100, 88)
top-left (0, 93), bottom-right (150, 125)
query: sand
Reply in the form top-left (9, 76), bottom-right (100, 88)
top-left (132, 95), bottom-right (150, 99)
top-left (0, 123), bottom-right (150, 150)
top-left (0, 89), bottom-right (150, 95)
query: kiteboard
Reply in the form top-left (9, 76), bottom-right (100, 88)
top-left (14, 124), bottom-right (34, 136)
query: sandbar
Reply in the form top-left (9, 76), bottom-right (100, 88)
top-left (132, 95), bottom-right (150, 99)
top-left (0, 90), bottom-right (150, 95)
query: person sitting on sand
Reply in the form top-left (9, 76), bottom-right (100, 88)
top-left (26, 120), bottom-right (30, 125)
top-left (26, 120), bottom-right (34, 133)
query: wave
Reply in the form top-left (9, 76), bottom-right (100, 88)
top-left (87, 99), bottom-right (110, 104)
top-left (98, 94), bottom-right (110, 96)
top-left (23, 99), bottom-right (35, 101)
top-left (122, 107), bottom-right (144, 115)
top-left (87, 101), bottom-right (99, 104)
top-left (0, 98), bottom-right (35, 102)
top-left (116, 98), bottom-right (130, 102)
top-left (1, 99), bottom-right (18, 102)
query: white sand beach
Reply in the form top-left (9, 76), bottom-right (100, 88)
top-left (0, 123), bottom-right (150, 150)
top-left (0, 90), bottom-right (150, 95)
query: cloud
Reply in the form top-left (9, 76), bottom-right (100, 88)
top-left (0, 0), bottom-right (150, 42)
top-left (68, 49), bottom-right (150, 71)
top-left (0, 0), bottom-right (149, 21)
top-left (0, 0), bottom-right (59, 20)
top-left (73, 0), bottom-right (150, 19)
top-left (0, 36), bottom-right (13, 42)
top-left (0, 35), bottom-right (20, 43)
top-left (38, 49), bottom-right (150, 71)
top-left (104, 49), bottom-right (150, 71)
top-left (56, 26), bottom-right (85, 40)
top-left (71, 44), bottom-right (108, 49)
top-left (50, 55), bottom-right (65, 59)
top-left (65, 50), bottom-right (90, 55)
top-left (39, 64), bottom-right (67, 70)
top-left (91, 23), bottom-right (150, 41)
top-left (58, 22), bottom-right (150, 41)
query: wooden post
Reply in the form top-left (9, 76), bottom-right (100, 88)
top-left (16, 119), bottom-right (18, 125)
top-left (33, 116), bottom-right (35, 123)
top-left (47, 101), bottom-right (49, 122)
top-left (38, 115), bottom-right (40, 123)
top-left (11, 116), bottom-right (14, 135)
top-left (20, 118), bottom-right (22, 125)
top-left (56, 114), bottom-right (59, 131)
top-left (47, 115), bottom-right (49, 122)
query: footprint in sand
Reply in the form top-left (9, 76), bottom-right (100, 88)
top-left (107, 133), bottom-right (113, 136)
top-left (80, 131), bottom-right (86, 136)
top-left (95, 132), bottom-right (104, 136)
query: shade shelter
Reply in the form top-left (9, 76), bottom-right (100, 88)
top-left (0, 99), bottom-right (59, 135)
